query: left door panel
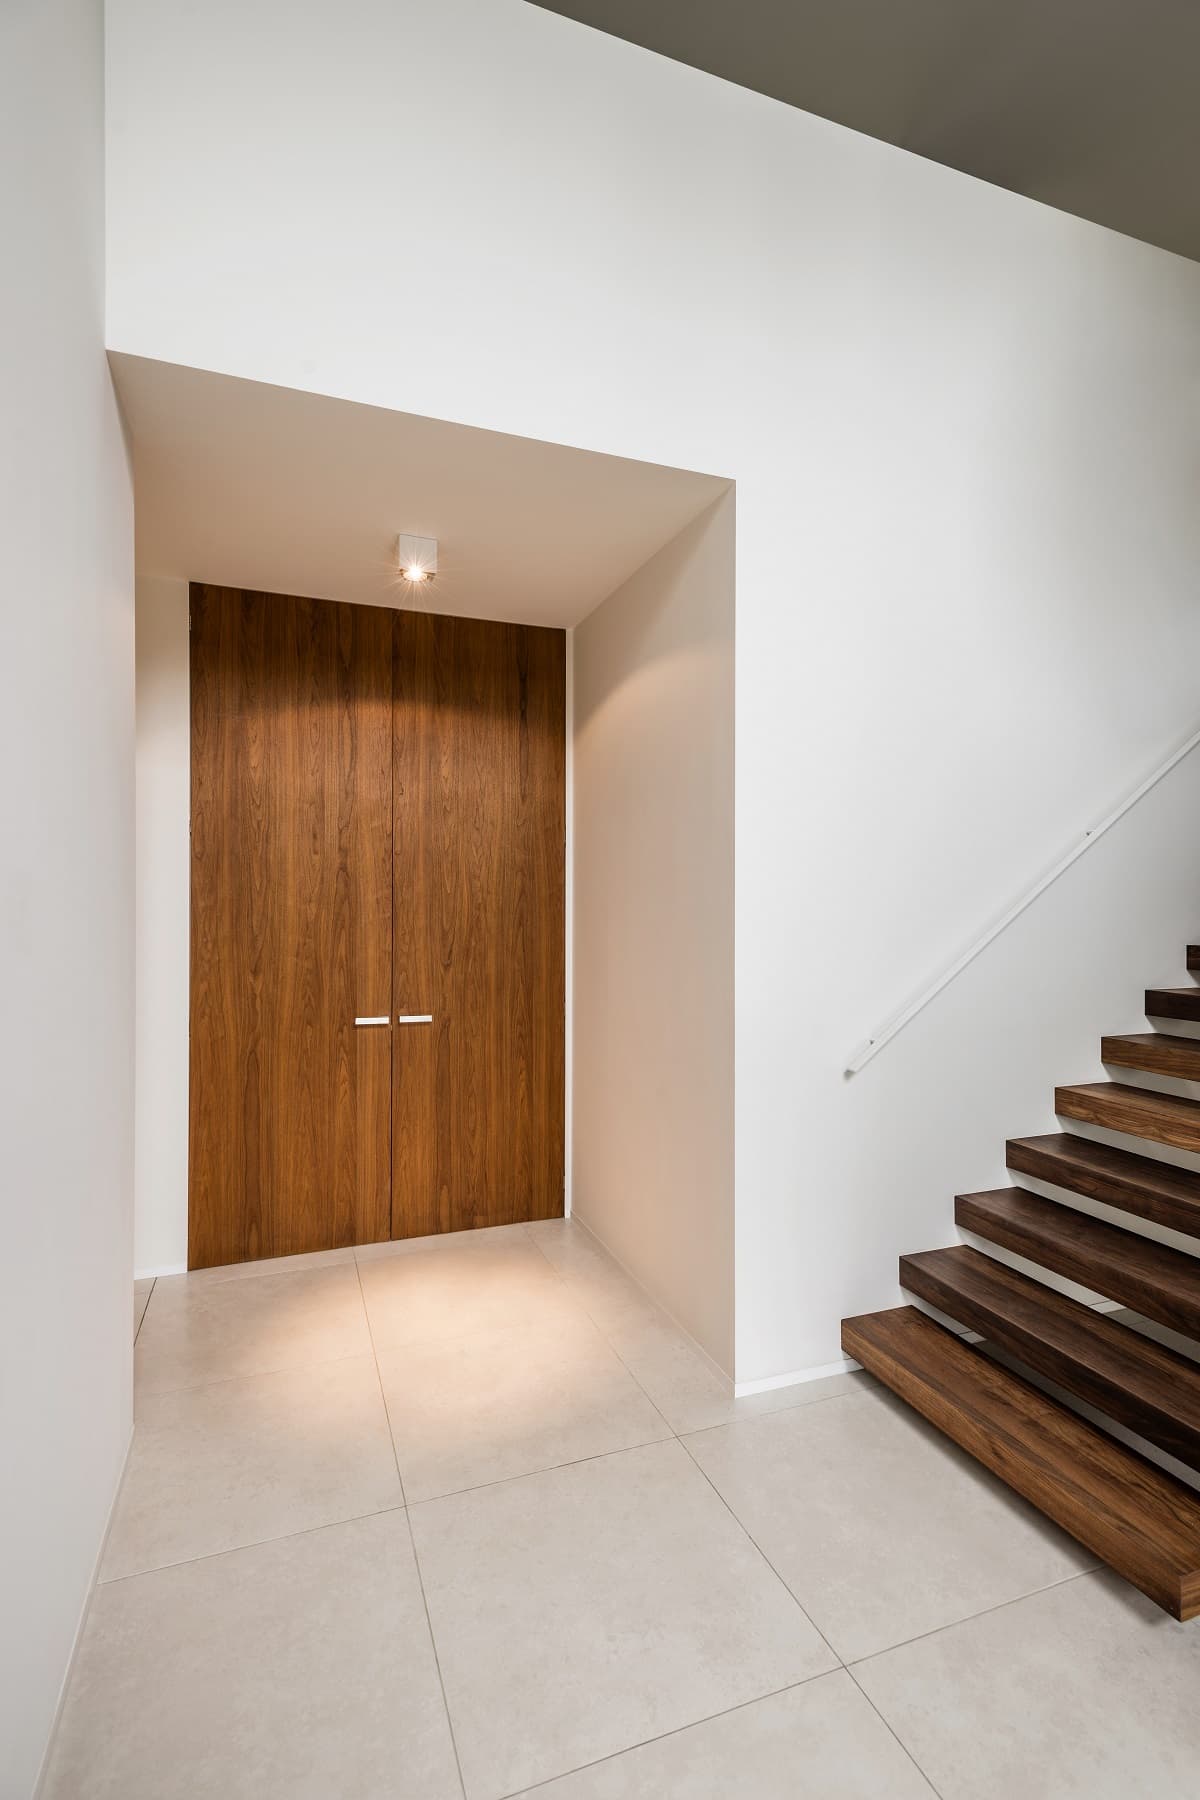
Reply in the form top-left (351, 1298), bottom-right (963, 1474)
top-left (189, 586), bottom-right (393, 1269)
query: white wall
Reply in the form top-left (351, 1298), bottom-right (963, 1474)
top-left (134, 578), bottom-right (191, 1275)
top-left (573, 495), bottom-right (735, 1372)
top-left (105, 0), bottom-right (1200, 1382)
top-left (0, 1), bottom-right (135, 1790)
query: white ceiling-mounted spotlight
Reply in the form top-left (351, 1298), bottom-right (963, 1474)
top-left (397, 533), bottom-right (438, 583)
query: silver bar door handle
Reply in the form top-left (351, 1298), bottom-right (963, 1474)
top-left (396, 1014), bottom-right (433, 1024)
top-left (354, 1015), bottom-right (390, 1026)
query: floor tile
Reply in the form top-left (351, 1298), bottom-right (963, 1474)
top-left (43, 1512), bottom-right (461, 1800)
top-left (855, 1569), bottom-right (1200, 1800)
top-left (358, 1222), bottom-right (533, 1260)
top-left (135, 1262), bottom-right (371, 1394)
top-left (511, 1669), bottom-right (935, 1798)
top-left (685, 1385), bottom-right (1094, 1662)
top-left (133, 1278), bottom-right (153, 1340)
top-left (360, 1234), bottom-right (579, 1352)
top-left (175, 1245), bottom-right (357, 1286)
top-left (607, 1310), bottom-right (865, 1433)
top-left (410, 1438), bottom-right (836, 1800)
top-left (528, 1224), bottom-right (666, 1337)
top-left (523, 1217), bottom-right (624, 1280)
top-left (377, 1314), bottom-right (670, 1501)
top-left (103, 1356), bottom-right (402, 1578)
top-left (558, 1263), bottom-right (664, 1338)
top-left (531, 1221), bottom-right (866, 1432)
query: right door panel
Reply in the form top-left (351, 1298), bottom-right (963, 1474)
top-left (391, 611), bottom-right (565, 1237)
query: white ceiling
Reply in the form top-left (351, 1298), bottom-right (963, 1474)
top-left (111, 354), bottom-right (728, 629)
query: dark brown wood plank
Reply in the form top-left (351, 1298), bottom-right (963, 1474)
top-left (391, 611), bottom-right (565, 1239)
top-left (1147, 988), bottom-right (1200, 1023)
top-left (901, 1244), bottom-right (1200, 1468)
top-left (1056, 1081), bottom-right (1200, 1153)
top-left (1007, 1133), bottom-right (1200, 1241)
top-left (391, 613), bottom-right (442, 1237)
top-left (189, 586), bottom-right (393, 1269)
top-left (842, 1306), bottom-right (1200, 1620)
top-left (1102, 1033), bottom-right (1200, 1083)
top-left (1187, 946), bottom-right (1200, 974)
top-left (956, 1186), bottom-right (1200, 1339)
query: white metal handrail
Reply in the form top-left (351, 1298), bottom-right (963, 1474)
top-left (845, 721), bottom-right (1200, 1075)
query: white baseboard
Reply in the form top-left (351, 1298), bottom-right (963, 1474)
top-left (730, 1287), bottom-right (1127, 1396)
top-left (734, 1355), bottom-right (861, 1397)
top-left (134, 1262), bottom-right (186, 1280)
top-left (33, 1423), bottom-right (134, 1798)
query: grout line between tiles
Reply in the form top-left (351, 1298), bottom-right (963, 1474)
top-left (841, 1666), bottom-right (947, 1800)
top-left (565, 1322), bottom-right (678, 1440)
top-left (355, 1256), bottom-right (408, 1507)
top-left (355, 1229), bottom-right (534, 1266)
top-left (838, 1566), bottom-right (1113, 1800)
top-left (671, 1424), bottom-right (1016, 1800)
top-left (138, 1240), bottom-right (671, 1515)
top-left (567, 1285), bottom-right (859, 1438)
top-left (151, 1253), bottom-right (359, 1292)
top-left (539, 1228), bottom-right (1104, 1697)
top-left (96, 1501), bottom-right (410, 1587)
top-left (844, 1564), bottom-right (1101, 1670)
top-left (33, 1423), bottom-right (135, 1798)
top-left (404, 1431), bottom-right (677, 1511)
top-left (520, 1227), bottom-right (681, 1439)
top-left (381, 1291), bottom-right (861, 1800)
top-left (133, 1276), bottom-right (155, 1345)
top-left (495, 1666), bottom-right (851, 1799)
top-left (133, 1346), bottom-right (381, 1402)
top-left (403, 1510), bottom-right (468, 1800)
top-left (120, 1227), bottom-right (1111, 1800)
top-left (356, 1253), bottom-right (468, 1800)
top-left (675, 1365), bottom-right (1103, 1691)
top-left (522, 1221), bottom-right (867, 1437)
top-left (674, 1381), bottom-right (871, 1439)
top-left (533, 1213), bottom-right (738, 1393)
top-left (673, 1431), bottom-right (845, 1673)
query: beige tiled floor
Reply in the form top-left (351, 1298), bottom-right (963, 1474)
top-left (133, 1275), bottom-right (153, 1339)
top-left (41, 1219), bottom-right (1200, 1798)
top-left (136, 1260), bottom-right (372, 1393)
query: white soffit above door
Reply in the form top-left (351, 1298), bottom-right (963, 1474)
top-left (111, 353), bottom-right (728, 628)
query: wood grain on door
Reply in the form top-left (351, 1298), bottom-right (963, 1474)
top-left (391, 611), bottom-right (565, 1237)
top-left (189, 589), bottom-right (565, 1266)
top-left (189, 585), bottom-right (393, 1268)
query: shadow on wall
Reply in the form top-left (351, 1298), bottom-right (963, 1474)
top-left (572, 490), bottom-right (736, 1376)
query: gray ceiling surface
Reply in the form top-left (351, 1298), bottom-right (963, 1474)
top-left (531, 0), bottom-right (1200, 262)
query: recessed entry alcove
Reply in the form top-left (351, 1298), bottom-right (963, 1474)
top-left (116, 353), bottom-right (737, 1373)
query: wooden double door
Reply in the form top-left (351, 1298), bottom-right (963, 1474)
top-left (188, 585), bottom-right (565, 1270)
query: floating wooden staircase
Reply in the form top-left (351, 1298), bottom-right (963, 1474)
top-left (1006, 1131), bottom-right (1200, 1237)
top-left (843, 946), bottom-right (1200, 1620)
top-left (843, 1308), bottom-right (1200, 1621)
top-left (1054, 1082), bottom-right (1200, 1153)
top-left (1145, 986), bottom-right (1200, 1023)
top-left (1101, 1032), bottom-right (1200, 1081)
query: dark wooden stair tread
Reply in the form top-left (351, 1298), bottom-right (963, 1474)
top-left (901, 1244), bottom-right (1200, 1468)
top-left (956, 1186), bottom-right (1200, 1338)
top-left (1056, 1081), bottom-right (1200, 1153)
top-left (1147, 988), bottom-right (1200, 1022)
top-left (1007, 1132), bottom-right (1200, 1241)
top-left (1102, 1033), bottom-right (1200, 1083)
top-left (842, 1306), bottom-right (1200, 1620)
